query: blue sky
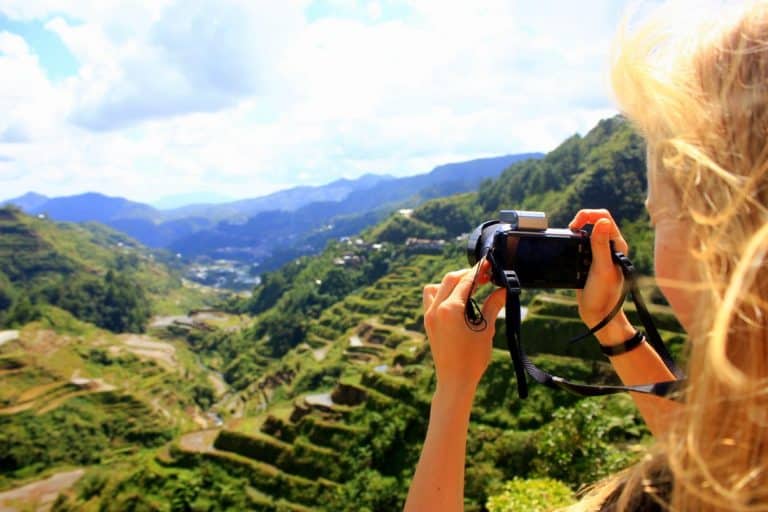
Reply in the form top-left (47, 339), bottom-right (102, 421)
top-left (0, 13), bottom-right (79, 81)
top-left (0, 0), bottom-right (640, 204)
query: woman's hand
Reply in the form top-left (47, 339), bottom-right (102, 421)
top-left (569, 209), bottom-right (631, 331)
top-left (422, 262), bottom-right (507, 395)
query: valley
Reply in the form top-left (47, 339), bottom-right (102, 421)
top-left (0, 117), bottom-right (688, 511)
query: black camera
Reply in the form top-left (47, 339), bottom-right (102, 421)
top-left (467, 210), bottom-right (592, 289)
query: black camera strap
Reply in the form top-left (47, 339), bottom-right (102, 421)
top-left (481, 249), bottom-right (685, 399)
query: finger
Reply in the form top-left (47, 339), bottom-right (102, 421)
top-left (423, 284), bottom-right (439, 311)
top-left (569, 209), bottom-right (616, 230)
top-left (431, 269), bottom-right (470, 308)
top-left (447, 265), bottom-right (481, 304)
top-left (570, 209), bottom-right (629, 254)
top-left (594, 216), bottom-right (629, 255)
top-left (590, 218), bottom-right (620, 272)
top-left (481, 288), bottom-right (507, 323)
top-left (476, 259), bottom-right (493, 285)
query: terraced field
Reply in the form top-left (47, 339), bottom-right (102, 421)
top-left (0, 312), bottom-right (228, 498)
top-left (60, 252), bottom-right (684, 510)
top-left (0, 246), bottom-right (686, 510)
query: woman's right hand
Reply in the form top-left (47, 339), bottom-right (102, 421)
top-left (569, 209), bottom-right (633, 334)
top-left (422, 263), bottom-right (506, 395)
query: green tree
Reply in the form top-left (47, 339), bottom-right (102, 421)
top-left (531, 397), bottom-right (644, 487)
top-left (6, 293), bottom-right (39, 327)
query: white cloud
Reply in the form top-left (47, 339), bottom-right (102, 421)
top-left (0, 31), bottom-right (66, 145)
top-left (0, 0), bottom-right (634, 203)
top-left (42, 1), bottom-right (307, 130)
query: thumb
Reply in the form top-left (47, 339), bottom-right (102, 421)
top-left (589, 219), bottom-right (614, 273)
top-left (481, 288), bottom-right (507, 324)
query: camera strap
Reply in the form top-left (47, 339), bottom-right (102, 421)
top-left (483, 249), bottom-right (685, 399)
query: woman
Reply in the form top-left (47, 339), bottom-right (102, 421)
top-left (405, 2), bottom-right (768, 510)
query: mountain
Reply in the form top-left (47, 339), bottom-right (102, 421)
top-left (5, 191), bottom-right (187, 223)
top-left (161, 173), bottom-right (395, 220)
top-left (169, 153), bottom-right (542, 268)
top-left (1, 174), bottom-right (396, 250)
top-left (1, 192), bottom-right (48, 211)
top-left (2, 155), bottom-right (539, 268)
top-left (152, 191), bottom-right (235, 210)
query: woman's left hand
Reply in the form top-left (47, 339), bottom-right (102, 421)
top-left (569, 209), bottom-right (630, 329)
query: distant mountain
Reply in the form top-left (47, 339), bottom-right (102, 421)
top-left (160, 173), bottom-right (394, 220)
top-left (2, 192), bottom-right (48, 211)
top-left (2, 173), bottom-right (398, 248)
top-left (152, 192), bottom-right (235, 210)
top-left (11, 192), bottom-right (161, 223)
top-left (169, 153), bottom-right (542, 268)
top-left (3, 153), bottom-right (541, 267)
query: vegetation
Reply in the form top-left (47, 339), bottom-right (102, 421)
top-left (0, 207), bottom-right (207, 333)
top-left (0, 393), bottom-right (171, 483)
top-left (2, 116), bottom-right (686, 511)
top-left (486, 478), bottom-right (576, 512)
top-left (44, 270), bottom-right (150, 333)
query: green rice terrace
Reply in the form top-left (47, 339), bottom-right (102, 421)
top-left (0, 236), bottom-right (686, 511)
top-left (0, 117), bottom-right (688, 511)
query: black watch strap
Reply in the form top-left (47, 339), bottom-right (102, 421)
top-left (600, 331), bottom-right (645, 357)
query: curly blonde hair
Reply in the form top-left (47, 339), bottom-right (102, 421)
top-left (575, 2), bottom-right (768, 510)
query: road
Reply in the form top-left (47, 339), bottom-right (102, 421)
top-left (0, 469), bottom-right (84, 512)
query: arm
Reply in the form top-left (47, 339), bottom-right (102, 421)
top-left (404, 387), bottom-right (475, 512)
top-left (570, 209), bottom-right (681, 437)
top-left (404, 267), bottom-right (506, 512)
top-left (591, 311), bottom-right (680, 436)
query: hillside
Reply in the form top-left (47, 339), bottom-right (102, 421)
top-left (1, 116), bottom-right (686, 511)
top-left (0, 308), bottom-right (232, 494)
top-left (36, 116), bottom-right (688, 511)
top-left (0, 206), bottom-right (215, 332)
top-left (371, 116), bottom-right (655, 273)
top-left (0, 212), bottom-right (231, 507)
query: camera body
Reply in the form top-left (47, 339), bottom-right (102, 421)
top-left (467, 210), bottom-right (592, 289)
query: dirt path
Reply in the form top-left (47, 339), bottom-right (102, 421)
top-left (0, 469), bottom-right (84, 512)
top-left (149, 315), bottom-right (194, 328)
top-left (17, 382), bottom-right (65, 403)
top-left (178, 429), bottom-right (219, 453)
top-left (119, 335), bottom-right (177, 369)
top-left (208, 373), bottom-right (228, 397)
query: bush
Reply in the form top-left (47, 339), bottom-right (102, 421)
top-left (336, 469), bottom-right (404, 512)
top-left (530, 396), bottom-right (645, 487)
top-left (486, 477), bottom-right (576, 512)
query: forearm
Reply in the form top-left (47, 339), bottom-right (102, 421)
top-left (596, 313), bottom-right (681, 436)
top-left (404, 386), bottom-right (475, 512)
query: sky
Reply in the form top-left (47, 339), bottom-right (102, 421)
top-left (0, 0), bottom-right (636, 205)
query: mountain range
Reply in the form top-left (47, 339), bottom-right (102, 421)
top-left (3, 153), bottom-right (541, 269)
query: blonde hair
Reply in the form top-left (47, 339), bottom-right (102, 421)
top-left (577, 2), bottom-right (768, 510)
